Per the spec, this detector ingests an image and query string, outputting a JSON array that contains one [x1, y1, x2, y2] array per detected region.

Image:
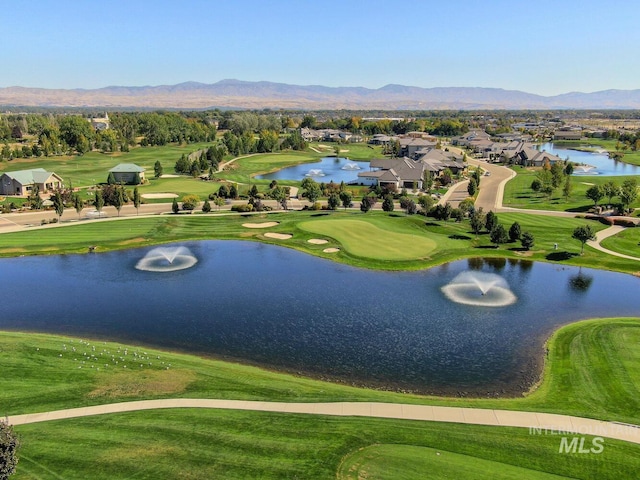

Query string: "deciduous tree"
[[585, 184, 604, 206], [572, 225, 596, 255], [0, 420, 19, 479]]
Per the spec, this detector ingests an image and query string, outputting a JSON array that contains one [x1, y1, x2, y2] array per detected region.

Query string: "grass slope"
[[14, 412, 640, 479], [5, 317, 640, 478], [502, 169, 640, 212], [337, 444, 567, 480]]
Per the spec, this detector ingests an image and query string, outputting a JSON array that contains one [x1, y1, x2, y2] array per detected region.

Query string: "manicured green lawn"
[[0, 143, 216, 188], [298, 216, 437, 260], [4, 318, 640, 422], [5, 318, 640, 479], [337, 444, 567, 480], [217, 151, 328, 185], [140, 176, 223, 200], [14, 411, 639, 480], [502, 169, 640, 212], [600, 226, 640, 258]]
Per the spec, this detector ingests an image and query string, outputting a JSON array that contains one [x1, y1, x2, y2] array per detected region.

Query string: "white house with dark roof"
[[108, 163, 145, 184], [0, 168, 63, 196]]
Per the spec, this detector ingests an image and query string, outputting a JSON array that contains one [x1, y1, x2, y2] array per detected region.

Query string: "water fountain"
[[341, 163, 361, 171], [573, 165, 598, 174], [306, 169, 326, 177], [135, 246, 198, 272], [441, 271, 516, 307]]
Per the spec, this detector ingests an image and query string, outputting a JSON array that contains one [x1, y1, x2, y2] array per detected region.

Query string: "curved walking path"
[[587, 225, 640, 261], [7, 399, 640, 445]]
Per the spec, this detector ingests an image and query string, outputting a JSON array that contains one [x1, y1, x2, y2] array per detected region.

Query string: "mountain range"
[[1, 79, 639, 110]]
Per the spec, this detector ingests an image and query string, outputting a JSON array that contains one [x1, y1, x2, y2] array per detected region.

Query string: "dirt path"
[[8, 399, 640, 445]]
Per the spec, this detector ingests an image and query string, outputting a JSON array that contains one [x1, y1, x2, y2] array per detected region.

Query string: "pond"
[[1, 242, 638, 396], [538, 142, 640, 176], [256, 157, 372, 184]]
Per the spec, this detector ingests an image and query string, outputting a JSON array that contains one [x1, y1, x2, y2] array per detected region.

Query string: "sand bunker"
[[307, 239, 328, 245], [323, 248, 340, 253], [264, 232, 292, 240], [141, 193, 179, 199], [242, 222, 280, 229]]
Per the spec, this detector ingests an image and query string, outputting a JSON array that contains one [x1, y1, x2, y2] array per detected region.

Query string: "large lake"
[[539, 142, 640, 176], [1, 241, 638, 396]]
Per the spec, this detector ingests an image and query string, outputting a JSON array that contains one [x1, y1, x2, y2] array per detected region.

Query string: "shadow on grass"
[[566, 205, 592, 213], [449, 234, 472, 240], [476, 245, 499, 249], [389, 213, 403, 218], [546, 251, 579, 261], [425, 222, 440, 227], [310, 213, 330, 217]]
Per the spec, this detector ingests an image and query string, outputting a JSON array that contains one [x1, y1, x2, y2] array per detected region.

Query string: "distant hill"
[[1, 79, 639, 110]]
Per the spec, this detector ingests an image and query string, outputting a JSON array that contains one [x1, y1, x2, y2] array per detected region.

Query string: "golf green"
[[298, 217, 437, 260]]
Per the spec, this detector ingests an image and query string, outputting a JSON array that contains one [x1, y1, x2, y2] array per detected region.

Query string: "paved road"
[[8, 398, 640, 445]]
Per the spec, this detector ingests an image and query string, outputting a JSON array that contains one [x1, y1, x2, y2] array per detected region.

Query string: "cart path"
[[7, 398, 640, 445], [587, 225, 640, 261]]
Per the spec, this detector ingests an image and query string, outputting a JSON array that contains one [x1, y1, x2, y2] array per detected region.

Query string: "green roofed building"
[[0, 168, 63, 196], [108, 163, 145, 184]]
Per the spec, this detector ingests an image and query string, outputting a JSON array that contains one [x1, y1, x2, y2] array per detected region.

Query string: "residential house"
[[399, 138, 437, 158], [358, 157, 426, 190], [108, 164, 146, 184], [357, 151, 465, 190], [0, 168, 63, 196], [368, 134, 396, 145], [512, 146, 563, 167], [417, 149, 465, 175], [89, 113, 110, 131], [553, 128, 582, 141]]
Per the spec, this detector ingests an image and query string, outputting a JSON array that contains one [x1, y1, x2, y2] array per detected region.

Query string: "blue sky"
[[2, 0, 638, 95]]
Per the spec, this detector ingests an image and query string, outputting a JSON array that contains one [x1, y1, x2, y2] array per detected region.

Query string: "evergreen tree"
[[382, 195, 394, 212], [469, 207, 485, 236], [74, 193, 84, 219], [508, 222, 522, 242], [113, 186, 126, 217], [485, 210, 498, 233], [154, 160, 163, 178], [490, 224, 509, 247], [107, 171, 116, 185], [52, 190, 64, 220], [327, 193, 340, 210], [202, 199, 212, 213], [172, 197, 179, 214], [93, 189, 104, 214], [521, 231, 535, 250], [133, 187, 141, 215]]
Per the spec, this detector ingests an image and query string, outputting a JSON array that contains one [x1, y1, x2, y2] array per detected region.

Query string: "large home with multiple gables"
[[357, 149, 465, 190], [0, 168, 63, 196]]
